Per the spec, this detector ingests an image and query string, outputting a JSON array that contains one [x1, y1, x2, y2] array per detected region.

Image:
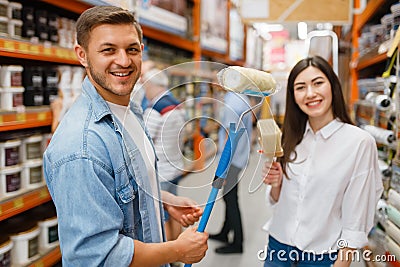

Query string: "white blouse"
[[265, 119, 383, 253]]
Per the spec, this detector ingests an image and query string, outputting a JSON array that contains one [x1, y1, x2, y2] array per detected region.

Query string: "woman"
[[262, 56, 383, 267]]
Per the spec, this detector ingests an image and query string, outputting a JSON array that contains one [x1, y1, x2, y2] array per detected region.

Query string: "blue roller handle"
[[184, 123, 244, 267]]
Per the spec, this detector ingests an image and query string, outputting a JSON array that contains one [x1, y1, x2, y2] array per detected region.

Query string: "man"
[[209, 91, 252, 254], [43, 6, 208, 266]]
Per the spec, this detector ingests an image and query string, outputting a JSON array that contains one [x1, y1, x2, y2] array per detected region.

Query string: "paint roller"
[[184, 66, 277, 267], [216, 65, 277, 96]]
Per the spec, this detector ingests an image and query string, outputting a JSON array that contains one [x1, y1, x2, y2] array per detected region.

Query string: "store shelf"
[[202, 49, 245, 66], [354, 0, 386, 33], [28, 246, 61, 267], [142, 25, 196, 53], [356, 51, 387, 71], [40, 0, 91, 14], [0, 186, 51, 221], [0, 38, 79, 65], [0, 107, 52, 132]]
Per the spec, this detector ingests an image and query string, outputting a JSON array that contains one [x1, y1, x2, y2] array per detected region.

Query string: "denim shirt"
[[43, 77, 167, 266]]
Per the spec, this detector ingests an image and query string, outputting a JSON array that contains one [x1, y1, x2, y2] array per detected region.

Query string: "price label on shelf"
[[4, 40, 15, 51], [16, 113, 26, 122], [55, 49, 64, 58], [39, 188, 48, 199], [34, 261, 44, 267], [29, 44, 40, 54], [18, 42, 29, 52], [69, 51, 77, 60], [37, 112, 47, 121], [43, 47, 52, 56], [13, 197, 24, 209]]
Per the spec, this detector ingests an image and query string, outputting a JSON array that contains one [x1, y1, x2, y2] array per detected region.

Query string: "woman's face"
[[293, 66, 334, 130]]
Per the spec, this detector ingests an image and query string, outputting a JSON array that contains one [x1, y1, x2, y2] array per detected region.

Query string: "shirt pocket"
[[116, 181, 142, 239]]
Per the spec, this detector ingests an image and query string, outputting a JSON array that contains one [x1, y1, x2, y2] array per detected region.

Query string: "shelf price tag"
[[16, 113, 26, 122], [37, 112, 47, 121], [18, 42, 29, 52], [13, 197, 24, 209], [4, 40, 15, 51], [43, 47, 52, 56], [69, 51, 77, 60], [55, 49, 63, 58], [39, 188, 48, 199], [34, 261, 44, 267], [29, 44, 40, 54]]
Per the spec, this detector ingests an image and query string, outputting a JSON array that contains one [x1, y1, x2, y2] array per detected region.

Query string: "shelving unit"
[[351, 1, 400, 265], [0, 107, 52, 132], [0, 1, 246, 266], [350, 0, 396, 104], [0, 186, 51, 221], [27, 247, 62, 267], [0, 38, 79, 65]]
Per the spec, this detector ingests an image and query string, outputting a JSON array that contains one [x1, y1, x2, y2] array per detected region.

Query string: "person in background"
[[262, 56, 383, 266], [43, 6, 208, 266], [141, 68, 187, 267], [209, 89, 253, 254], [142, 67, 185, 211], [131, 59, 155, 110]]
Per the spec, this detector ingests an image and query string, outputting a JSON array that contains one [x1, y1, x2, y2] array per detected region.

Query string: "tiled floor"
[[178, 148, 366, 267]]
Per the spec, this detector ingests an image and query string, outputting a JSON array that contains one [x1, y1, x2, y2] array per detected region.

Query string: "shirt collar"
[[81, 76, 143, 122], [304, 118, 344, 139]]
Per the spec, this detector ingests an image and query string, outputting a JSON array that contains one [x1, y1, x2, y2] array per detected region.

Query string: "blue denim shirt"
[[43, 77, 167, 266]]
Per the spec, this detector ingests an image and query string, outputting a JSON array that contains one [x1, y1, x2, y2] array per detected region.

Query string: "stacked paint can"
[[0, 139, 23, 199], [0, 133, 46, 201], [21, 134, 44, 190], [2, 215, 40, 265], [0, 65, 25, 111]]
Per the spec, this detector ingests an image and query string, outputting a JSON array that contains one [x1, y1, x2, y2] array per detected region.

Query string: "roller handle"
[[184, 123, 244, 267]]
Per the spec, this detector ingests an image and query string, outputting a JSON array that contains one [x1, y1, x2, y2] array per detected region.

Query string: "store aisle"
[[179, 149, 275, 267], [179, 147, 365, 267]]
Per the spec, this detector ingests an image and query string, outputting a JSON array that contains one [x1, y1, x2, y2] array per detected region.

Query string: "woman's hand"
[[262, 161, 283, 188], [161, 191, 203, 227], [262, 161, 283, 202]]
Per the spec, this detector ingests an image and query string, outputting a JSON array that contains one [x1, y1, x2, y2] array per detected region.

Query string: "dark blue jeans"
[[263, 236, 337, 267]]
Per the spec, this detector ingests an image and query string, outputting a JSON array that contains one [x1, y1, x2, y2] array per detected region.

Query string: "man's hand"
[[172, 227, 208, 264], [161, 191, 203, 227]]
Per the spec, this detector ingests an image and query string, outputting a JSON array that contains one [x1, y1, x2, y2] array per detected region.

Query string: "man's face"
[[75, 23, 143, 106]]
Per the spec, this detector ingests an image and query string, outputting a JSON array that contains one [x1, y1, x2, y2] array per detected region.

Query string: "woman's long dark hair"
[[278, 56, 353, 175]]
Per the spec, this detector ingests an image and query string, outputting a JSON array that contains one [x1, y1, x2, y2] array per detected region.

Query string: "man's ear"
[[74, 44, 88, 67]]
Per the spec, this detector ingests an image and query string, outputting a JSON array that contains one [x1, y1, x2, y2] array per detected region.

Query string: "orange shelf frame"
[[354, 0, 387, 33], [141, 25, 196, 53], [356, 53, 387, 71], [0, 108, 52, 132], [28, 246, 62, 267], [40, 0, 91, 14], [350, 0, 387, 105], [202, 49, 245, 66], [0, 38, 80, 65], [0, 186, 51, 221]]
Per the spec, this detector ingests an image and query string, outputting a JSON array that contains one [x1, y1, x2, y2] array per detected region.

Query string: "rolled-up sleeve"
[[340, 141, 383, 249], [44, 156, 134, 266], [265, 185, 278, 207]]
